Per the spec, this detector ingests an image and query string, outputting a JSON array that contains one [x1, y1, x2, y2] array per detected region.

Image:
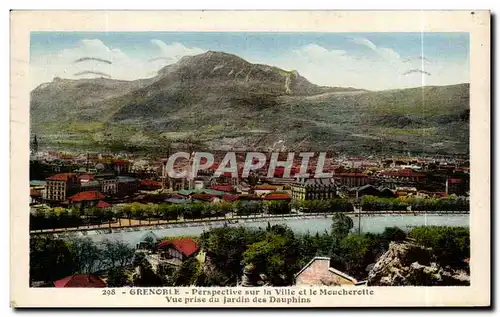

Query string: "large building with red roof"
[[68, 191, 105, 208], [44, 173, 80, 202]]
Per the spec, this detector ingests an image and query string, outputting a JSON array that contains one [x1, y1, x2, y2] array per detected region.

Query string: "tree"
[[68, 236, 105, 274], [199, 226, 261, 286], [336, 234, 374, 278], [101, 239, 135, 268], [145, 203, 158, 225], [242, 226, 301, 286], [159, 204, 180, 221], [132, 255, 163, 287], [112, 206, 124, 227], [265, 201, 290, 215], [380, 227, 407, 248], [120, 204, 133, 227], [235, 201, 262, 216], [107, 267, 130, 287], [130, 202, 145, 225], [409, 226, 470, 267], [216, 202, 234, 217], [53, 207, 68, 230], [173, 257, 201, 286], [103, 208, 114, 229], [30, 236, 76, 284], [331, 213, 354, 240]]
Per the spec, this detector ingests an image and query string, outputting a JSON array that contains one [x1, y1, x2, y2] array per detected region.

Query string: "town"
[[30, 139, 470, 232], [29, 137, 471, 289]]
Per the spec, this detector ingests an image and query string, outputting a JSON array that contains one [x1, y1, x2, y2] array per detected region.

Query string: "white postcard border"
[[10, 10, 491, 308]]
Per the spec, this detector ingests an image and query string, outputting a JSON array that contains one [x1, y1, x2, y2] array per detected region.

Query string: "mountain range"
[[30, 51, 470, 155]]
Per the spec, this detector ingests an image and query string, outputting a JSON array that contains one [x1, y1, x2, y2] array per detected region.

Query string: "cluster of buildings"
[[157, 152, 469, 203], [30, 149, 470, 212]]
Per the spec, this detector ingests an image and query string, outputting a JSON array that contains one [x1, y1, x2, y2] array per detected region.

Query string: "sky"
[[30, 32, 469, 91]]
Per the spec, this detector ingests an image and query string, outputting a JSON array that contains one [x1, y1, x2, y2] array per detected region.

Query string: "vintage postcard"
[[10, 10, 490, 307]]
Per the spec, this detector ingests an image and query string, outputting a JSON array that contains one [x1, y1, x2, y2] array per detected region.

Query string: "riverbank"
[[31, 210, 469, 236], [41, 213, 469, 247]]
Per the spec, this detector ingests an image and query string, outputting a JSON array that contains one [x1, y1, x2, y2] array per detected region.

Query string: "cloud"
[[350, 37, 377, 51], [30, 39, 136, 88], [293, 44, 347, 60], [30, 39, 206, 89], [150, 40, 206, 62], [267, 43, 468, 90], [350, 37, 401, 61]]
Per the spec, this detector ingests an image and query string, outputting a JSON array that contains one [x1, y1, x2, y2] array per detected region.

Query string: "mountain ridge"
[[30, 51, 469, 155]]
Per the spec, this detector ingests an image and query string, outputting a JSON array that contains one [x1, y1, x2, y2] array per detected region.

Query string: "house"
[[294, 257, 362, 286], [44, 173, 80, 202], [211, 184, 234, 193], [194, 180, 205, 190], [165, 196, 192, 204], [68, 191, 105, 208], [178, 189, 225, 198], [191, 193, 221, 203], [156, 238, 200, 266], [335, 173, 370, 187], [30, 189, 42, 204], [356, 184, 381, 198], [30, 180, 47, 189], [291, 178, 338, 201], [140, 179, 163, 191], [116, 176, 140, 196], [395, 187, 418, 197], [252, 184, 280, 196], [379, 187, 397, 198], [112, 159, 132, 175], [53, 274, 106, 288], [355, 185, 396, 199], [222, 194, 241, 202], [80, 180, 101, 192], [94, 172, 118, 195], [379, 169, 427, 189]]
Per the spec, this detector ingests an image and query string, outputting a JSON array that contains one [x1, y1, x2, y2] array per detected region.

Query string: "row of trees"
[[359, 195, 469, 211], [30, 198, 356, 230], [30, 196, 468, 231], [30, 206, 115, 230]]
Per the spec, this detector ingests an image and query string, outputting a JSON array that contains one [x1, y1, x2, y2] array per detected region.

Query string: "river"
[[55, 214, 469, 246]]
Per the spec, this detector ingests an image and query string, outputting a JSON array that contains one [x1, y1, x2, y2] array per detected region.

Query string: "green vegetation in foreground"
[[30, 220, 470, 287]]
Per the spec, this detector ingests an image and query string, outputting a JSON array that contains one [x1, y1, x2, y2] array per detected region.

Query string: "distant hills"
[[30, 51, 469, 155]]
